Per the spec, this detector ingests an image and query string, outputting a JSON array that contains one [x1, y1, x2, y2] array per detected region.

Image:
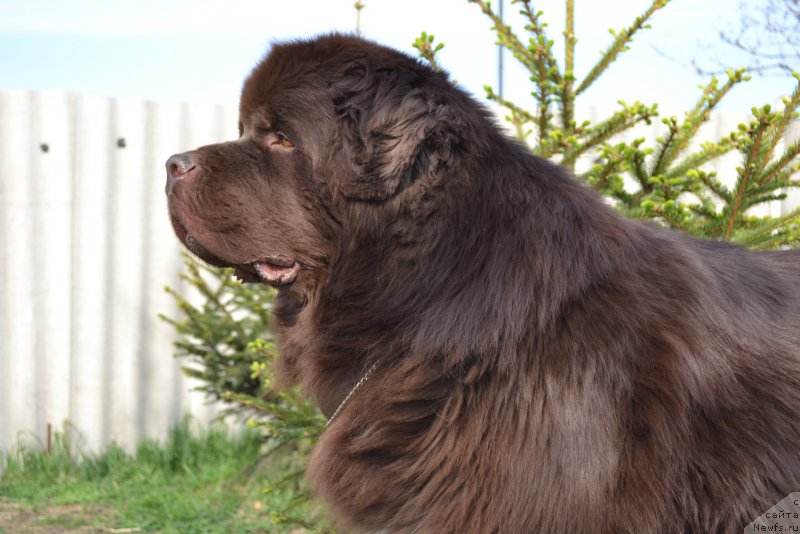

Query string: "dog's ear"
[[333, 60, 462, 201]]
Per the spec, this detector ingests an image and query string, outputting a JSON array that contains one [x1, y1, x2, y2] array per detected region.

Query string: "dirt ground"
[[0, 498, 310, 533], [0, 499, 121, 534]]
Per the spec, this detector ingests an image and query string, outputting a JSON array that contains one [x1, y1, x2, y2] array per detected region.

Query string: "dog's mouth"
[[171, 215, 300, 287], [232, 256, 301, 286]]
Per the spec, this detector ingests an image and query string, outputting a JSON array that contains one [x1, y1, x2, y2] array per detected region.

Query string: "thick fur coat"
[[166, 34, 800, 533]]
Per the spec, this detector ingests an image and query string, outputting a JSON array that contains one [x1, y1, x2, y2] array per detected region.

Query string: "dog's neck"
[[326, 360, 380, 426]]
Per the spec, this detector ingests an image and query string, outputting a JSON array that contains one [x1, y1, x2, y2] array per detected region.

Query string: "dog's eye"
[[269, 132, 294, 150]]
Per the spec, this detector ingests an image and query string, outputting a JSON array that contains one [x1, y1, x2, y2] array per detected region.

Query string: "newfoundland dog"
[[165, 34, 800, 533]]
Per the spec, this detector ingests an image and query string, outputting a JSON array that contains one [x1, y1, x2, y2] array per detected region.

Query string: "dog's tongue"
[[252, 258, 300, 286]]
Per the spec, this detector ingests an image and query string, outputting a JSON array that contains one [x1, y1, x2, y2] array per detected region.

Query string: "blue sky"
[[0, 0, 796, 116]]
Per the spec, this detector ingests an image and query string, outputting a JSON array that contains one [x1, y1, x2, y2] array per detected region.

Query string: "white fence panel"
[[70, 93, 113, 453], [34, 92, 74, 450], [1, 92, 38, 455], [783, 121, 800, 213], [0, 91, 238, 454], [0, 91, 797, 455]]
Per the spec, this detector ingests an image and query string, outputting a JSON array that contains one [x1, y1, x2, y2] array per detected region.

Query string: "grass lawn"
[[0, 419, 318, 533]]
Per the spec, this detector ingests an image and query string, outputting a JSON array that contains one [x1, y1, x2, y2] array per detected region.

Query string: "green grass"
[[0, 417, 314, 533]]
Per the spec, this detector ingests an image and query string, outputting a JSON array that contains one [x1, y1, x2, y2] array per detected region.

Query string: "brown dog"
[[166, 34, 800, 533]]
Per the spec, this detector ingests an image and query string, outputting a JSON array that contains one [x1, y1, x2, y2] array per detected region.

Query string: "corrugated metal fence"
[[0, 91, 798, 455], [0, 91, 239, 454]]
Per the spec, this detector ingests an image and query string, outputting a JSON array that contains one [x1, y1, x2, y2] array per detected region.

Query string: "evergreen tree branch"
[[561, 0, 577, 168], [576, 0, 670, 95], [663, 138, 738, 180], [568, 102, 658, 168], [535, 71, 552, 141], [484, 85, 540, 145], [484, 85, 538, 124], [630, 144, 650, 185], [588, 162, 625, 194], [412, 32, 445, 70], [190, 260, 249, 342], [652, 70, 746, 177], [735, 209, 800, 248], [695, 170, 732, 203], [759, 139, 800, 187], [470, 0, 540, 74], [516, 2, 559, 140], [725, 115, 768, 240], [649, 117, 679, 187], [516, 0, 563, 84], [757, 75, 800, 182]]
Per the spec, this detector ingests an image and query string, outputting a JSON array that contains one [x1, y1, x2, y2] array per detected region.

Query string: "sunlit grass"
[[0, 417, 302, 533]]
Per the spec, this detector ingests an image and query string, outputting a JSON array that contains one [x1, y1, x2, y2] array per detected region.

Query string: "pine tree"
[[161, 258, 327, 531], [422, 0, 800, 247], [165, 1, 800, 530]]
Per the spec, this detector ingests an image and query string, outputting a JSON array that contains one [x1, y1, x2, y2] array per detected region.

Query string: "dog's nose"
[[165, 153, 196, 195]]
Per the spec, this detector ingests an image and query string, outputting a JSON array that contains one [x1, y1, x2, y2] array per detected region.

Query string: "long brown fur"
[[166, 34, 800, 533]]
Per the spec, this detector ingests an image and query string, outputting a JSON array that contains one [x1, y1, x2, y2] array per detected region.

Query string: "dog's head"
[[165, 34, 466, 291]]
